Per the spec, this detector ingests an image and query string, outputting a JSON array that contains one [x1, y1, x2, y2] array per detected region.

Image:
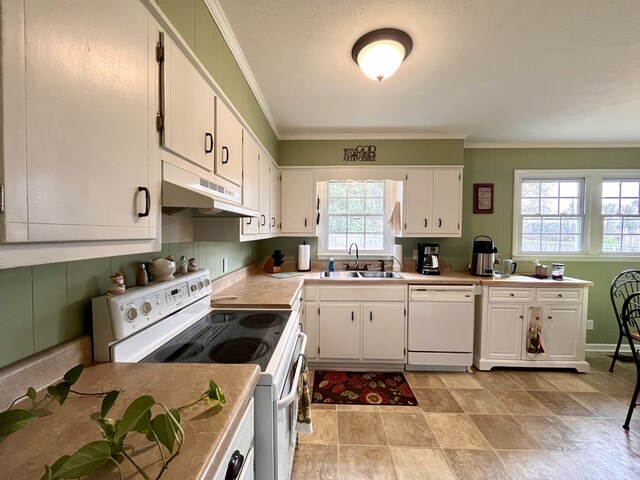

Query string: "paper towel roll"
[[393, 244, 403, 271], [298, 243, 311, 271]]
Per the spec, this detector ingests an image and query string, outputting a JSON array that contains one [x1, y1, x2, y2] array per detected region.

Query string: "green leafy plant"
[[0, 363, 225, 479]]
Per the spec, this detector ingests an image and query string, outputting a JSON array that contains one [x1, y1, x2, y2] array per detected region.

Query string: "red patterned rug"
[[312, 371, 418, 406]]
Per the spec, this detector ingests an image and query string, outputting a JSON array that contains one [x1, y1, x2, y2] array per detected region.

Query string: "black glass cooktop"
[[140, 311, 289, 371]]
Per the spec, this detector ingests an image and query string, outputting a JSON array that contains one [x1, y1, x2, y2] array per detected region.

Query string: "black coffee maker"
[[416, 243, 440, 275]]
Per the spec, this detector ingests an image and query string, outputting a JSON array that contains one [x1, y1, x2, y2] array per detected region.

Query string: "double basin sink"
[[320, 271, 404, 279]]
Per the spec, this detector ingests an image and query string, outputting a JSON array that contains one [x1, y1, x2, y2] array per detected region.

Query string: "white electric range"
[[92, 269, 306, 480]]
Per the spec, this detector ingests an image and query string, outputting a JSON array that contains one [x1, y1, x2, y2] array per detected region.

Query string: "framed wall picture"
[[473, 183, 494, 214]]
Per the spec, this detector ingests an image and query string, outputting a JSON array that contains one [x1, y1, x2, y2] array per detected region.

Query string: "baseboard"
[[586, 343, 632, 353]]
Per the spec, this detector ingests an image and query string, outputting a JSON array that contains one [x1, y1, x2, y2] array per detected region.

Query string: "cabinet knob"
[[424, 218, 428, 228], [519, 315, 524, 319], [510, 293, 515, 297], [222, 145, 229, 164], [137, 186, 151, 218], [351, 311, 354, 322], [304, 218, 308, 227], [438, 218, 442, 228], [548, 316, 552, 319], [558, 294, 563, 297], [369, 311, 373, 322]]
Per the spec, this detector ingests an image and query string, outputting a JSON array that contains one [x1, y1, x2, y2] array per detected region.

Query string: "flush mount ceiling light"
[[351, 28, 413, 81]]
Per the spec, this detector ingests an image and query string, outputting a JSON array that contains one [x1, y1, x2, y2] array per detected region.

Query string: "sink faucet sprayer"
[[348, 243, 359, 270]]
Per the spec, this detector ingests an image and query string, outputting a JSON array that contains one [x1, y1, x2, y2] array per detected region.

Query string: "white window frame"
[[317, 180, 394, 259], [513, 169, 640, 261]]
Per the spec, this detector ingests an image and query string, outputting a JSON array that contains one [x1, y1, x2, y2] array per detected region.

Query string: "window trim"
[[513, 169, 640, 260]]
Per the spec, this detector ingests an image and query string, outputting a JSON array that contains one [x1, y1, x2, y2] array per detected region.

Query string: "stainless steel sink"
[[320, 271, 403, 279], [357, 271, 404, 279]]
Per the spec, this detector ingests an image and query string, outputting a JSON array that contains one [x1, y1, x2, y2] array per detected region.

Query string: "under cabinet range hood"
[[162, 162, 258, 217]]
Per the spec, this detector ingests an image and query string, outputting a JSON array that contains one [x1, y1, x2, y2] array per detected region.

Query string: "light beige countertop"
[[0, 362, 260, 480], [478, 274, 593, 287]]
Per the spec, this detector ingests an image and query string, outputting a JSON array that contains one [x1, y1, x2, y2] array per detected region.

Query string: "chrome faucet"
[[348, 242, 359, 270]]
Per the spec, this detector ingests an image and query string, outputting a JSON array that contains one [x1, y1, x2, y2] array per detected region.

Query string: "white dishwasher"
[[407, 285, 476, 371]]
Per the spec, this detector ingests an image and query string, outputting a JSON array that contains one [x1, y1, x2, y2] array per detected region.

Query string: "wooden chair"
[[609, 269, 640, 372], [622, 291, 640, 429]]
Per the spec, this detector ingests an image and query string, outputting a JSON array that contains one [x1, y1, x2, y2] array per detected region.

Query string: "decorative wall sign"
[[343, 145, 376, 162], [473, 183, 494, 214]]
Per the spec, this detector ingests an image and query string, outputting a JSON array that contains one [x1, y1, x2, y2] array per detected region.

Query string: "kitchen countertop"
[[210, 266, 592, 310], [0, 362, 260, 480]]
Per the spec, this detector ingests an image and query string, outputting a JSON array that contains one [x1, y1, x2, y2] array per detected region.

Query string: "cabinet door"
[[215, 98, 243, 186], [163, 37, 215, 174], [318, 304, 360, 359], [258, 155, 271, 234], [303, 303, 319, 360], [270, 164, 281, 234], [487, 303, 524, 360], [241, 134, 260, 235], [432, 170, 461, 235], [541, 304, 581, 360], [363, 303, 405, 361], [404, 170, 434, 234], [281, 170, 315, 234], [23, 0, 156, 241]]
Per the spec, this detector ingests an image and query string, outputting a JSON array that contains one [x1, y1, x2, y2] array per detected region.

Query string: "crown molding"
[[278, 132, 468, 141], [465, 142, 640, 149], [204, 0, 280, 138]]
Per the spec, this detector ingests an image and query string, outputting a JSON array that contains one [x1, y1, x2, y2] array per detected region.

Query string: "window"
[[514, 170, 640, 258], [319, 180, 391, 255], [602, 179, 640, 253]]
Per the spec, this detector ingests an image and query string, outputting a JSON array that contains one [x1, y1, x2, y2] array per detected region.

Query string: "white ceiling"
[[213, 0, 640, 145]]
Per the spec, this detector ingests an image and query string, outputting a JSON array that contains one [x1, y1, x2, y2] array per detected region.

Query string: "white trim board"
[[586, 343, 632, 353]]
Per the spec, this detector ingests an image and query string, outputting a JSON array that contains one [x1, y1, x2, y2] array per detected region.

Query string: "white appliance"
[[92, 269, 306, 480], [407, 285, 475, 371]]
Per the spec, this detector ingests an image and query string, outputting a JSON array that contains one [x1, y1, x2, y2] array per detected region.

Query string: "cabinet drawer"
[[536, 288, 583, 303], [488, 288, 535, 302], [319, 286, 405, 302]]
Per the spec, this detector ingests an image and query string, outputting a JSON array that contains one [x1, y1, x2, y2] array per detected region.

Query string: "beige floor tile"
[[443, 449, 511, 480], [579, 371, 633, 395], [505, 371, 559, 391], [425, 413, 491, 449], [311, 403, 337, 410], [378, 405, 423, 414], [390, 447, 456, 480], [472, 370, 521, 390], [437, 372, 483, 389], [449, 388, 509, 414], [514, 415, 584, 451], [335, 404, 379, 412], [338, 445, 397, 480], [291, 444, 339, 480], [527, 390, 594, 416], [562, 415, 640, 450], [380, 412, 438, 447], [538, 372, 598, 392], [490, 389, 554, 415], [299, 409, 337, 445], [469, 414, 539, 450], [567, 391, 629, 417], [413, 388, 463, 413], [404, 371, 446, 388], [337, 411, 386, 445], [497, 450, 587, 480]]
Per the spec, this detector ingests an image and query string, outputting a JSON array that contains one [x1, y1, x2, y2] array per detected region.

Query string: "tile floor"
[[292, 353, 640, 479]]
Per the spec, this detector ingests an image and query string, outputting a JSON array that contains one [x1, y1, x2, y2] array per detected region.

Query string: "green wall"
[[0, 241, 258, 368], [157, 0, 278, 159]]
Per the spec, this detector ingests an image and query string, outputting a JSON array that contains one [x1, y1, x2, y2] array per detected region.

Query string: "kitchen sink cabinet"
[[0, 0, 160, 262], [280, 169, 316, 236], [215, 98, 244, 186], [304, 285, 406, 365], [475, 285, 589, 372], [400, 168, 462, 237]]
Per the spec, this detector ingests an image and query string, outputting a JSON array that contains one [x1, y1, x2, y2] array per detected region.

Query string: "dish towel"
[[297, 355, 313, 434], [526, 306, 547, 358], [387, 201, 401, 236]]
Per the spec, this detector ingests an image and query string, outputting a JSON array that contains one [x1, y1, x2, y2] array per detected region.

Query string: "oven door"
[[274, 330, 307, 480]]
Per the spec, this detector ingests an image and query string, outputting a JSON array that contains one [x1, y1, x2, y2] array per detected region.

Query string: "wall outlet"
[[222, 258, 228, 273], [587, 319, 594, 330], [412, 249, 418, 260]]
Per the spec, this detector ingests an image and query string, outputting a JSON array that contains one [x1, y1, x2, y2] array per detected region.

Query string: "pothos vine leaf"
[[114, 395, 155, 443], [206, 380, 225, 406], [47, 382, 71, 406], [63, 363, 85, 386], [100, 390, 120, 419], [27, 386, 37, 407], [44, 440, 112, 479], [150, 413, 177, 453], [0, 409, 38, 438]]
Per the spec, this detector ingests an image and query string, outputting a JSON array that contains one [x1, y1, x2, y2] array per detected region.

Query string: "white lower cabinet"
[[303, 285, 406, 365], [475, 285, 589, 372]]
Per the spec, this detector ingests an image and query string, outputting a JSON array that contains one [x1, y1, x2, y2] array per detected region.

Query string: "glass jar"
[[551, 263, 565, 280]]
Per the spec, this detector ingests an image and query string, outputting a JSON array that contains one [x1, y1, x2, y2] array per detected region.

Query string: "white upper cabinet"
[[258, 153, 271, 235], [401, 167, 462, 237], [215, 98, 243, 186], [162, 35, 215, 174], [270, 163, 281, 234], [281, 169, 316, 236], [0, 0, 158, 244], [241, 133, 260, 235]]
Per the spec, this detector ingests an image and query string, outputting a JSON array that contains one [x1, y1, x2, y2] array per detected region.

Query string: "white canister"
[[297, 242, 311, 271]]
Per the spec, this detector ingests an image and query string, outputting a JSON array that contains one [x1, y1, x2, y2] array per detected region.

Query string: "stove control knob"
[[197, 281, 204, 290], [190, 284, 197, 292], [141, 301, 152, 315], [126, 307, 138, 322], [204, 279, 211, 286]]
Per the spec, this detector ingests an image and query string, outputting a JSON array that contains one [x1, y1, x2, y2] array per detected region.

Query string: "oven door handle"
[[276, 332, 308, 410]]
